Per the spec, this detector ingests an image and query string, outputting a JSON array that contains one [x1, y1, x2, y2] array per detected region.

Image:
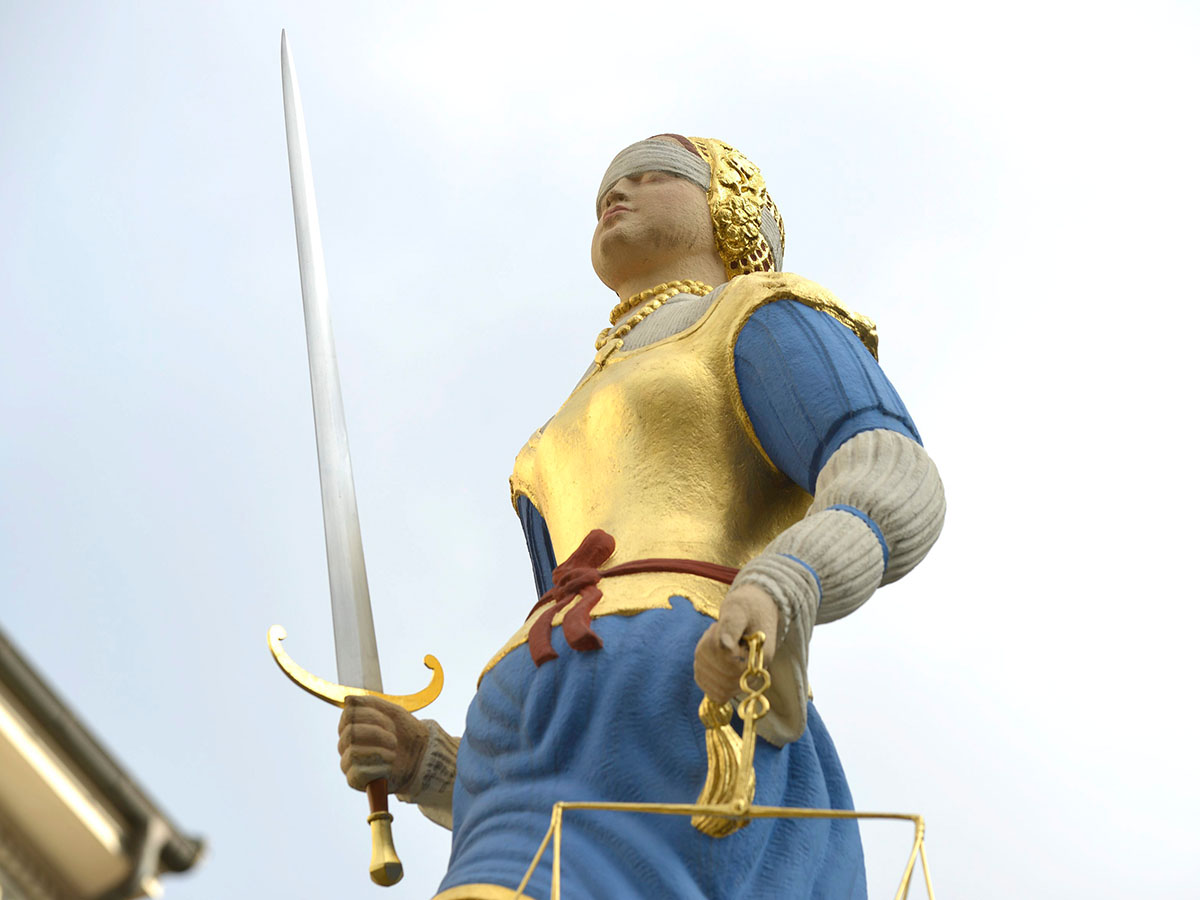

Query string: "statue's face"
[[590, 165, 717, 290]]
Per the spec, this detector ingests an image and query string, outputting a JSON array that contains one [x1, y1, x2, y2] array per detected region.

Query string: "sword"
[[269, 29, 443, 887]]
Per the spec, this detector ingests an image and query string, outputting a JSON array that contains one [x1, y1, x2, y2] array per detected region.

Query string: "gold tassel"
[[691, 696, 755, 836], [691, 633, 771, 837]]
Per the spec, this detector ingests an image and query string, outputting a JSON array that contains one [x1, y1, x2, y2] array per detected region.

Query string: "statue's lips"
[[601, 205, 630, 223]]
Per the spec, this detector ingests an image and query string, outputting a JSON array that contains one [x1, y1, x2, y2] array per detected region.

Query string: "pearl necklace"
[[594, 280, 714, 353]]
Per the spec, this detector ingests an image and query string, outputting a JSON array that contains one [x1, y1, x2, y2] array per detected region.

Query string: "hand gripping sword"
[[268, 30, 443, 887]]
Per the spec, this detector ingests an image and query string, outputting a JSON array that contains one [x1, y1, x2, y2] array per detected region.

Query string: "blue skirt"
[[440, 604, 867, 899]]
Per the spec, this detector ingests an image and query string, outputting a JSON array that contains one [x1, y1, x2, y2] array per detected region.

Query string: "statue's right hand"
[[337, 695, 429, 796]]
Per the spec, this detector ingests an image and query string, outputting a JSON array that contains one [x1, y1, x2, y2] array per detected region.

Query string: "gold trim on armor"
[[479, 572, 724, 683], [432, 884, 537, 900]]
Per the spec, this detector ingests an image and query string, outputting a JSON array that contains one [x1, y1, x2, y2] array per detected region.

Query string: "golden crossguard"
[[268, 625, 443, 711]]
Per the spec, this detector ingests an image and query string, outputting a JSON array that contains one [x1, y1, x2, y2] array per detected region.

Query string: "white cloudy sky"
[[2, 2, 1197, 898]]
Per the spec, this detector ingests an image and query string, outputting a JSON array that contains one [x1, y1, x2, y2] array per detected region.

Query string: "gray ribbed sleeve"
[[814, 428, 946, 586], [398, 719, 460, 830], [733, 429, 945, 745]]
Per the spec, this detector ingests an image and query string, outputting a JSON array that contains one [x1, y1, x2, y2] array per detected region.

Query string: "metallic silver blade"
[[281, 30, 383, 692]]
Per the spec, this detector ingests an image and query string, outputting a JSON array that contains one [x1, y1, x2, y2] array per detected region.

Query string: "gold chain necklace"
[[594, 280, 714, 353]]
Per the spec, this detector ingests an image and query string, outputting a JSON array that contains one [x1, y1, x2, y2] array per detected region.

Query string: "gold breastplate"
[[485, 274, 873, 676]]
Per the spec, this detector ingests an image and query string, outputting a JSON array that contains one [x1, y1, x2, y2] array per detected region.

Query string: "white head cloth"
[[595, 139, 711, 216]]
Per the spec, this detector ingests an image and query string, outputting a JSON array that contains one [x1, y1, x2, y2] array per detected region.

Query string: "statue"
[[337, 134, 946, 899]]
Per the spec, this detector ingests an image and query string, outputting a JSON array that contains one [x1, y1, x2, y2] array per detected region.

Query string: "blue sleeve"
[[516, 494, 557, 600], [734, 300, 921, 494]]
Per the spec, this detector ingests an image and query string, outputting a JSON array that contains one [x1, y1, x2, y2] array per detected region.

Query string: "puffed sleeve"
[[734, 299, 920, 493]]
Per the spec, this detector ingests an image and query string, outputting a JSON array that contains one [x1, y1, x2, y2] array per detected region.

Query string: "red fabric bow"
[[528, 529, 615, 666], [525, 529, 740, 668]]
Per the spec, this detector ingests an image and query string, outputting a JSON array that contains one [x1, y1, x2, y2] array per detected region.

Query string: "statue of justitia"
[[337, 134, 946, 899]]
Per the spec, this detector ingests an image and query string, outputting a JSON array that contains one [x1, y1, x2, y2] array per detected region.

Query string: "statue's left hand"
[[693, 584, 779, 704]]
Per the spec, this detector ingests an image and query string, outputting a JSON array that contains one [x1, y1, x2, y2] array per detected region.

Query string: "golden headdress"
[[688, 136, 786, 280]]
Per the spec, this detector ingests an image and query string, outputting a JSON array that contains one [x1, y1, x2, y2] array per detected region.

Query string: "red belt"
[[527, 529, 739, 667]]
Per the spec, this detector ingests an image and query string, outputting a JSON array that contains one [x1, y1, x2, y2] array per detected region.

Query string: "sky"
[[2, 1, 1198, 897]]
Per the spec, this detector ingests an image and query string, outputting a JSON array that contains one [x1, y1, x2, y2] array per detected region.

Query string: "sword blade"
[[281, 30, 383, 692]]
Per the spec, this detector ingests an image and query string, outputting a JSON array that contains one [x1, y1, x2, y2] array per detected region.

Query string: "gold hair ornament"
[[689, 137, 786, 280]]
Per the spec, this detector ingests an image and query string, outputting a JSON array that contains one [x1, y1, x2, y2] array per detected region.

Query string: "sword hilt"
[[367, 779, 403, 886], [267, 626, 442, 885]]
